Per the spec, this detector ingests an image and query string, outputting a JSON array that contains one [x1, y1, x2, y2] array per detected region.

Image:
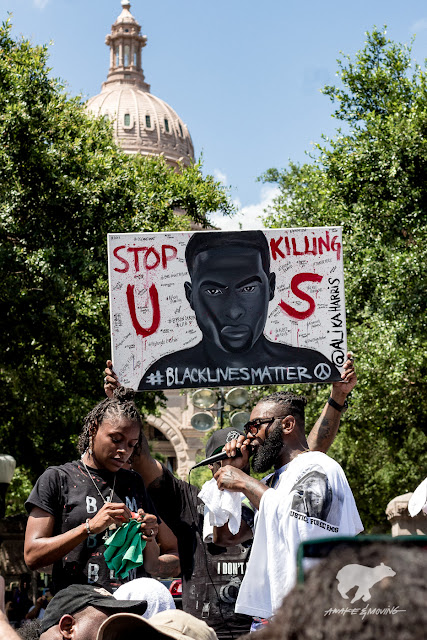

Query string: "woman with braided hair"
[[24, 387, 180, 594]]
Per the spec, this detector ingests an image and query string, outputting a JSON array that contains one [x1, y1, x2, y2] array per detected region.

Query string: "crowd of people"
[[1, 353, 425, 639]]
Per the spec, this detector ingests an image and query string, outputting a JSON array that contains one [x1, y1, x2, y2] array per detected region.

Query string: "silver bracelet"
[[85, 518, 91, 535]]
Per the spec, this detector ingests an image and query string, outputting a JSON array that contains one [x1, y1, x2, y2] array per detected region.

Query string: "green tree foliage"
[[188, 427, 214, 490], [260, 28, 427, 531], [0, 21, 234, 493], [5, 466, 33, 516]]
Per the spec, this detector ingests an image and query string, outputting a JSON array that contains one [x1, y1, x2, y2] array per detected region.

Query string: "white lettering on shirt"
[[87, 563, 99, 583], [86, 496, 98, 513]]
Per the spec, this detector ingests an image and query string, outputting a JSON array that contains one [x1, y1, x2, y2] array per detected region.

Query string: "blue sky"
[[3, 1, 427, 229]]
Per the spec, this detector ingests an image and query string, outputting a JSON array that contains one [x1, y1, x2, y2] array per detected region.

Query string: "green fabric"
[[104, 519, 146, 579], [242, 496, 255, 512]]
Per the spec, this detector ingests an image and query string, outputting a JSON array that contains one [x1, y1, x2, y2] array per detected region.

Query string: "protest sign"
[[108, 228, 347, 391]]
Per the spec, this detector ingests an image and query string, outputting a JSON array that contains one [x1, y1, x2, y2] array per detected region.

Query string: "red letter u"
[[126, 284, 161, 338]]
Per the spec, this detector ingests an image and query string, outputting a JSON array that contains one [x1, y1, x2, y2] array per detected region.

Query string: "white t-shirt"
[[235, 451, 363, 620]]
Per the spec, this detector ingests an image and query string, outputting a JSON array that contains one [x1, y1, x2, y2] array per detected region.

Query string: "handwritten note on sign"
[[108, 228, 347, 391]]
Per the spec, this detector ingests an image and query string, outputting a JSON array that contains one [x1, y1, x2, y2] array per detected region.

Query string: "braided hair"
[[260, 390, 307, 422], [78, 387, 143, 456]]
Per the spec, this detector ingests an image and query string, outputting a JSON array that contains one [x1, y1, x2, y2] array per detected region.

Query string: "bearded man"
[[213, 388, 363, 628]]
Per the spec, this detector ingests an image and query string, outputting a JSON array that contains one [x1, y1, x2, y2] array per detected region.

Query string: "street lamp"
[[190, 389, 218, 431], [0, 454, 16, 518], [190, 387, 250, 431]]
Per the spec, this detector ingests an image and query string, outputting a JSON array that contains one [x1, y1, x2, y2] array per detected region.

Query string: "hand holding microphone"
[[213, 435, 254, 493], [191, 434, 253, 470]]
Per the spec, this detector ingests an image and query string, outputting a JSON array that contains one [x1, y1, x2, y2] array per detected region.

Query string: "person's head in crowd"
[[96, 608, 218, 640], [35, 584, 147, 640], [184, 230, 275, 354], [19, 575, 31, 594], [204, 427, 247, 474], [246, 390, 308, 473], [77, 386, 144, 470], [42, 588, 53, 601], [113, 578, 176, 619], [241, 542, 427, 640]]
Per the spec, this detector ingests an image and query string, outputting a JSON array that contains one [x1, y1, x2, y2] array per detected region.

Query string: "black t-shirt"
[[25, 460, 158, 593], [147, 467, 252, 640]]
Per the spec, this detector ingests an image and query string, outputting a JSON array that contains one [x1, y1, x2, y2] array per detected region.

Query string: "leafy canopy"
[[260, 28, 427, 531], [0, 20, 234, 504]]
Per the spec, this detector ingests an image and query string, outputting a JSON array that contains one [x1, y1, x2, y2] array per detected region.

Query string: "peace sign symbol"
[[314, 362, 332, 381]]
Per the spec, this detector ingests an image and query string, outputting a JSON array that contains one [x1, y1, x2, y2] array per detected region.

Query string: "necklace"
[[81, 457, 117, 540]]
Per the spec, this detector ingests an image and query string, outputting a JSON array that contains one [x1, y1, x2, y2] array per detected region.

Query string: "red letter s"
[[113, 246, 129, 273], [279, 273, 323, 320]]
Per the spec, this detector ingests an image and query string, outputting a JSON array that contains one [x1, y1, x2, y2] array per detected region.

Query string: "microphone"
[[191, 446, 253, 470]]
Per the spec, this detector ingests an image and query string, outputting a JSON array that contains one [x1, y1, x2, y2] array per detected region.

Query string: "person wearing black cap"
[[38, 584, 147, 640], [142, 425, 254, 640]]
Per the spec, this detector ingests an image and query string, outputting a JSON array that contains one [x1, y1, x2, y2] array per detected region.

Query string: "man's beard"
[[252, 423, 284, 473]]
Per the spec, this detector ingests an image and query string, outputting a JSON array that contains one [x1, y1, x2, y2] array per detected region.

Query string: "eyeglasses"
[[243, 416, 289, 436]]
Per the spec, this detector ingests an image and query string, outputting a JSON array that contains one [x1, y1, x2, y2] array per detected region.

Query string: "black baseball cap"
[[40, 584, 147, 634], [205, 427, 245, 459]]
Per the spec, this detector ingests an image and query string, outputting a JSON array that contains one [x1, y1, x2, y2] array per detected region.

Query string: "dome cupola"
[[86, 1, 195, 168]]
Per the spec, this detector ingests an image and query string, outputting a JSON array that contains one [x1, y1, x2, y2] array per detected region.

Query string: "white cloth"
[[198, 477, 243, 536], [235, 451, 363, 620], [113, 578, 176, 619], [408, 478, 427, 516], [202, 506, 215, 543]]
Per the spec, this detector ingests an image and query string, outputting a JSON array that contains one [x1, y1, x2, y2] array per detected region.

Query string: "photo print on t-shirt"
[[290, 464, 344, 528]]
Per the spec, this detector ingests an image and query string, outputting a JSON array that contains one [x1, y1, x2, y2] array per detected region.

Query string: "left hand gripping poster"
[[108, 228, 347, 391]]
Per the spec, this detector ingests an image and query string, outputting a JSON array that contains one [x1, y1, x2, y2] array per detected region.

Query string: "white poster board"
[[108, 228, 347, 390]]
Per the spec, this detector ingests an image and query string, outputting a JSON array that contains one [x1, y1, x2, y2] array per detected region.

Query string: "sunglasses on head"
[[243, 416, 289, 435]]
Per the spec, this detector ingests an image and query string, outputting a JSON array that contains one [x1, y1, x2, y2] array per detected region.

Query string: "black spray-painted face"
[[185, 246, 275, 353]]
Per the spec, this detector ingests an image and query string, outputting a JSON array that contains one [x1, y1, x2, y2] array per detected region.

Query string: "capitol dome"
[[86, 1, 195, 169]]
